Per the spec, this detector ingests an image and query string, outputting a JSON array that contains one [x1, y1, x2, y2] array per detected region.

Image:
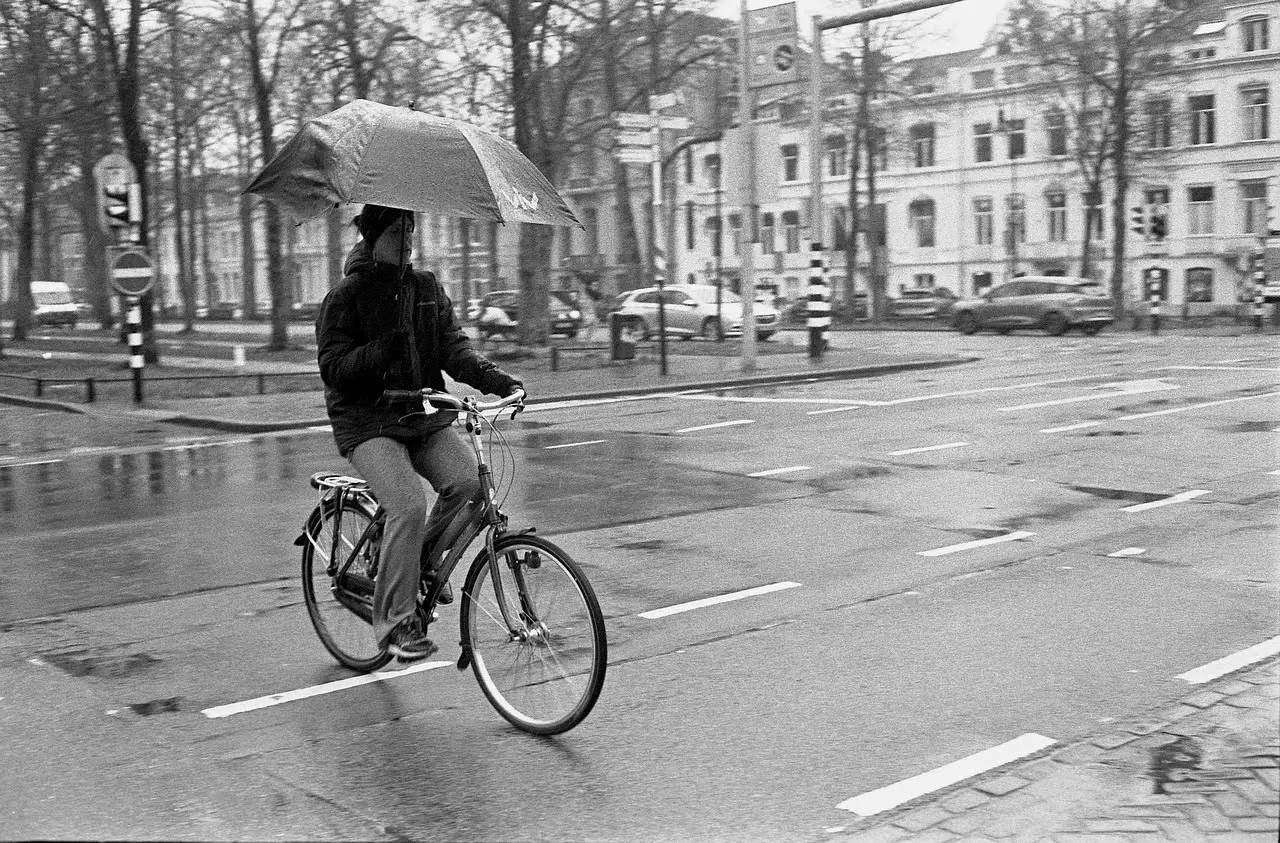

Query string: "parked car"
[[31, 281, 78, 328], [952, 276, 1113, 336], [611, 284, 781, 340], [888, 286, 958, 319], [469, 289, 583, 338]]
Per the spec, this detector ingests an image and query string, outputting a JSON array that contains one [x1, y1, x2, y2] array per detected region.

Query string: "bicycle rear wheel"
[[461, 535, 607, 735], [301, 498, 392, 672]]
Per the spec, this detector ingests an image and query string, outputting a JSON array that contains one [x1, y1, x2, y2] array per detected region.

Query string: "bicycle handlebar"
[[382, 388, 526, 416]]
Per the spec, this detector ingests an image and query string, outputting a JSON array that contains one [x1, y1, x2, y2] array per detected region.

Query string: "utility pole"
[[806, 15, 830, 358], [738, 0, 757, 371]]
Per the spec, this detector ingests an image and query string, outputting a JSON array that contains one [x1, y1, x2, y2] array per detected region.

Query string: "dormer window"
[[972, 69, 996, 89]]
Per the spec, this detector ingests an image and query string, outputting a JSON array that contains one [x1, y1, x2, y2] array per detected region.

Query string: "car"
[[31, 281, 78, 328], [470, 289, 583, 338], [888, 286, 958, 319], [951, 276, 1114, 336], [611, 283, 781, 340]]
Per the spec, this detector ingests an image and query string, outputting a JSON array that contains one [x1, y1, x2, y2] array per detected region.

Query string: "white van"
[[31, 281, 79, 328]]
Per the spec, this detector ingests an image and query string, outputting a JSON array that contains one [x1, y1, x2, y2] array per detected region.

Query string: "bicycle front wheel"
[[461, 535, 607, 735], [301, 498, 392, 672]]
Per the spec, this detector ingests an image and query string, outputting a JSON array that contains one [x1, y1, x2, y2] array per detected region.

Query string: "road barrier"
[[0, 370, 320, 403]]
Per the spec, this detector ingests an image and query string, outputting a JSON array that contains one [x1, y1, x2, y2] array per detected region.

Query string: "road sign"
[[747, 1, 800, 88], [616, 130, 651, 148], [615, 148, 655, 165], [111, 249, 154, 297]]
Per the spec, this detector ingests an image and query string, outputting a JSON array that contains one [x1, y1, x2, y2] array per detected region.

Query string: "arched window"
[[826, 135, 847, 176], [909, 198, 936, 248], [1185, 267, 1214, 303]]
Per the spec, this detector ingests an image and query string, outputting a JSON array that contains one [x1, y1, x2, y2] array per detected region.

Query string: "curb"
[[1, 357, 977, 435]]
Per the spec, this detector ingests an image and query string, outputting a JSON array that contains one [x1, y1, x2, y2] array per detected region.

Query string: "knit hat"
[[353, 205, 413, 247]]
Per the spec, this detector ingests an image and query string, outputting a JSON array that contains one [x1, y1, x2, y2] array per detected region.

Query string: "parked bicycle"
[[295, 388, 607, 735]]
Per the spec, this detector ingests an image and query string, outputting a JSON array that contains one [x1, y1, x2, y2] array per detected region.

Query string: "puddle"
[[41, 649, 161, 678], [1150, 735, 1202, 794], [128, 696, 183, 716], [1225, 421, 1280, 433], [616, 539, 666, 551], [1083, 430, 1141, 437], [1068, 485, 1166, 504]]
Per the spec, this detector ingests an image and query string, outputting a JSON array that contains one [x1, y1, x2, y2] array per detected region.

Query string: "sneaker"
[[384, 616, 437, 662]]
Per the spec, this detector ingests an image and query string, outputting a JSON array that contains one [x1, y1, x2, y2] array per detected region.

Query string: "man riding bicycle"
[[315, 205, 523, 661]]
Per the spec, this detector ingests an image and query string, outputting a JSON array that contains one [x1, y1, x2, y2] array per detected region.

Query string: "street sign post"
[[110, 249, 153, 403]]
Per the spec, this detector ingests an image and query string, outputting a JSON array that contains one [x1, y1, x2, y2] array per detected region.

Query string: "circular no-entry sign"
[[111, 249, 154, 297]]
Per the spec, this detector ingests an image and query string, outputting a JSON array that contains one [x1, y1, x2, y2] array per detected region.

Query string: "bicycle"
[[294, 388, 607, 735]]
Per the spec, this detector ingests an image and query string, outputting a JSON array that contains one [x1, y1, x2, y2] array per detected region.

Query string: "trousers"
[[349, 428, 481, 647]]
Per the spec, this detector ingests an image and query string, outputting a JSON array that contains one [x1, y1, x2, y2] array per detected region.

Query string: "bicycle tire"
[[301, 498, 392, 672], [460, 534, 607, 735]]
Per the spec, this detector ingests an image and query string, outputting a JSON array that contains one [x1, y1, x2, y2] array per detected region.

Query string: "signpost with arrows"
[[96, 152, 154, 401]]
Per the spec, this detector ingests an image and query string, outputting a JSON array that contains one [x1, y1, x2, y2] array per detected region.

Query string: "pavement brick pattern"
[[840, 659, 1280, 841]]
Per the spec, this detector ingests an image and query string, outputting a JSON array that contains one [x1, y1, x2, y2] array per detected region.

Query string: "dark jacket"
[[316, 242, 520, 457]]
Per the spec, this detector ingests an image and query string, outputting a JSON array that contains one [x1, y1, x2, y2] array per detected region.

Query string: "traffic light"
[[1130, 205, 1148, 237], [102, 183, 132, 228], [1150, 210, 1167, 241]]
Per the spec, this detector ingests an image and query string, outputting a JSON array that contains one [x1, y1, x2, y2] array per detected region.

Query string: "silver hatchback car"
[[952, 276, 1114, 336], [613, 284, 781, 340]]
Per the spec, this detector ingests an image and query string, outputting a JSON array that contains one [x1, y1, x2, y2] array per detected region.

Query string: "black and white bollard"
[[1253, 293, 1265, 331], [1148, 295, 1161, 336], [127, 296, 144, 403], [807, 243, 830, 359]]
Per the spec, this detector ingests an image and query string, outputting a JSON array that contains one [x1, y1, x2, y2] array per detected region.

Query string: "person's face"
[[371, 215, 413, 266]]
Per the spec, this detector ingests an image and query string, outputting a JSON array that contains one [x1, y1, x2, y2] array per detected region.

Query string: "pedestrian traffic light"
[[1130, 205, 1148, 237], [1150, 211, 1167, 241]]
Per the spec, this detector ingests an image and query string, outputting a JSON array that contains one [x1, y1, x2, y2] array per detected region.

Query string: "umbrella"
[[244, 100, 581, 228]]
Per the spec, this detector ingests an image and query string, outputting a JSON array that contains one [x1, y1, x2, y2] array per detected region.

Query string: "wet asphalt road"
[[1, 331, 1277, 840]]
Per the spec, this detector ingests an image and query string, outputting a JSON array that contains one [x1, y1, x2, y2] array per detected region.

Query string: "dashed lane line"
[[201, 660, 453, 719], [917, 531, 1036, 557], [889, 441, 970, 456], [836, 733, 1058, 816], [638, 581, 801, 619], [747, 465, 811, 477], [675, 419, 755, 434], [1176, 635, 1280, 684], [1114, 390, 1280, 421], [543, 439, 607, 450], [1040, 421, 1102, 433], [1107, 547, 1147, 558], [1121, 489, 1210, 513]]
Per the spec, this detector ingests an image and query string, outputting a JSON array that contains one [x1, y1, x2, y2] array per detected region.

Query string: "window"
[[1006, 194, 1026, 245], [759, 212, 776, 253], [1146, 99, 1172, 148], [782, 211, 801, 253], [1046, 110, 1068, 156], [729, 213, 742, 256], [1046, 192, 1068, 242], [1084, 190, 1105, 241], [1241, 15, 1270, 52], [1188, 47, 1217, 60], [1003, 64, 1028, 86], [685, 202, 695, 249], [826, 135, 847, 176], [1187, 185, 1215, 235], [781, 144, 800, 181], [705, 154, 722, 189], [1242, 180, 1269, 234], [971, 69, 995, 89], [913, 273, 936, 289], [909, 198, 936, 248], [974, 122, 994, 163], [974, 197, 994, 245], [869, 127, 888, 171], [706, 216, 722, 257], [1185, 268, 1214, 303], [1004, 118, 1026, 159], [911, 123, 936, 168], [584, 208, 599, 255], [972, 271, 994, 295], [1242, 86, 1270, 140], [1189, 94, 1216, 145], [832, 206, 849, 251]]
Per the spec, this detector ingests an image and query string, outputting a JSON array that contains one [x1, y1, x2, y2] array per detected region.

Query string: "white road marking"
[[1040, 421, 1101, 433], [0, 458, 62, 468], [837, 733, 1057, 816], [676, 419, 755, 433], [201, 660, 453, 719], [1107, 547, 1147, 558], [543, 439, 607, 450], [999, 380, 1179, 412], [678, 395, 871, 406], [807, 405, 863, 415], [306, 424, 332, 431], [1115, 391, 1280, 421], [875, 374, 1108, 406], [1167, 365, 1280, 372], [747, 465, 811, 477], [1269, 469, 1280, 476], [918, 531, 1035, 557], [889, 441, 970, 456], [1121, 490, 1210, 512], [638, 581, 801, 619], [1176, 635, 1280, 685]]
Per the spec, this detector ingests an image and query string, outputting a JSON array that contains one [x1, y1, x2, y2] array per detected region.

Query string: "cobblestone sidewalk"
[[838, 658, 1280, 841]]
